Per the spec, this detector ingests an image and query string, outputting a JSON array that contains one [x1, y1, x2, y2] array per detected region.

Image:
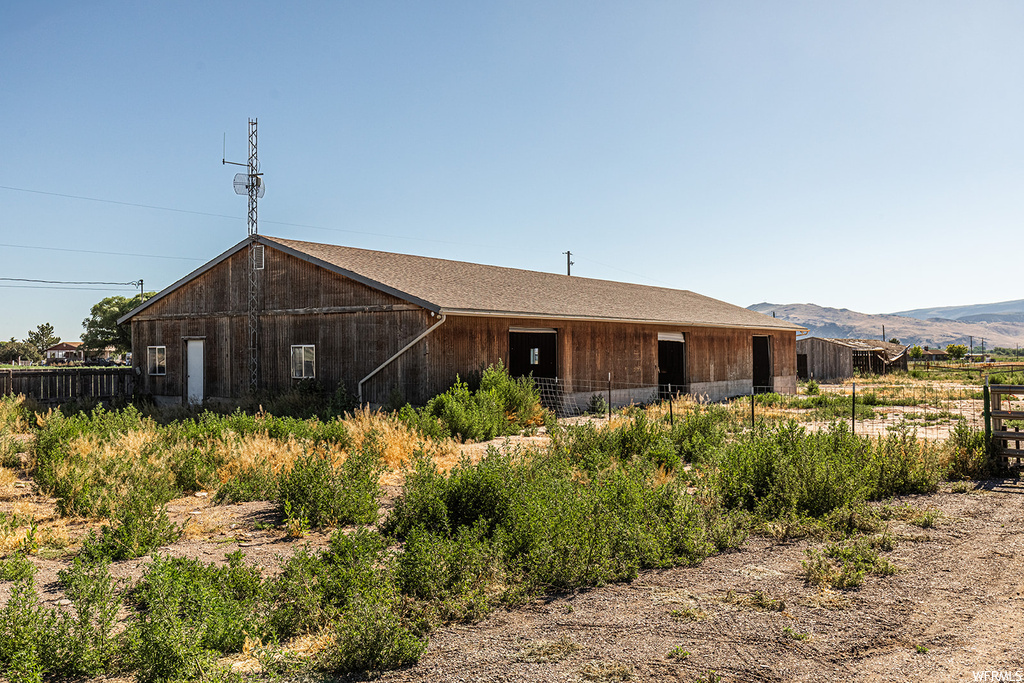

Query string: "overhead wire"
[[0, 277, 140, 286], [0, 242, 202, 262], [0, 183, 675, 287]]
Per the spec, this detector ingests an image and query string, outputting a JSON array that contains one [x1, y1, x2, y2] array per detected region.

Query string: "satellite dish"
[[233, 173, 266, 198]]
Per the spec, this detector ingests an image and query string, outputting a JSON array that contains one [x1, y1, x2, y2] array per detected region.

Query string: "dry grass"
[[0, 395, 31, 433], [0, 467, 15, 488], [520, 634, 582, 663], [0, 507, 71, 554], [579, 659, 632, 681], [721, 589, 785, 612], [215, 433, 310, 482], [215, 408, 459, 488]]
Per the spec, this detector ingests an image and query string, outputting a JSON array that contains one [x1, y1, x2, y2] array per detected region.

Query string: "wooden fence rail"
[[985, 383, 1024, 469], [0, 367, 134, 405]]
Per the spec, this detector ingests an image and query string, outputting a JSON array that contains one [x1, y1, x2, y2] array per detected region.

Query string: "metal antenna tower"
[[224, 119, 265, 391]]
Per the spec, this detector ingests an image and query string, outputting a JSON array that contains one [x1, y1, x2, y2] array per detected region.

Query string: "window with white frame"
[[291, 345, 315, 379], [148, 346, 166, 376]]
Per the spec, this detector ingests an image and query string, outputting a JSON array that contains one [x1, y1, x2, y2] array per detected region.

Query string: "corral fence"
[[810, 382, 984, 442], [533, 376, 986, 444], [0, 367, 134, 406], [985, 383, 1024, 469]]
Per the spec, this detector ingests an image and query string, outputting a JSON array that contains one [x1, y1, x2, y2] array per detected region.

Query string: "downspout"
[[358, 313, 446, 404]]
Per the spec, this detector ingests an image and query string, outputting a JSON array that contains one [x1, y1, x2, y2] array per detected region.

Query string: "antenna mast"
[[224, 119, 265, 391]]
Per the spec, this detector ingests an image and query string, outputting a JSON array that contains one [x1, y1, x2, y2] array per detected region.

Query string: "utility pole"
[[563, 251, 574, 276]]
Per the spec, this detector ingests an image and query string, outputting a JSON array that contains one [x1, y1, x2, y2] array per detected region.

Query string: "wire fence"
[[794, 382, 985, 442], [533, 377, 988, 442], [534, 377, 681, 418]]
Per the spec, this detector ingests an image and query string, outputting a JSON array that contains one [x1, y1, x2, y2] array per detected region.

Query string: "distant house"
[[118, 236, 805, 408], [920, 347, 949, 362], [796, 338, 909, 382], [44, 341, 84, 362]]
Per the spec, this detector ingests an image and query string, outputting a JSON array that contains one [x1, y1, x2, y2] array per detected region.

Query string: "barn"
[[796, 337, 909, 382], [119, 236, 804, 409]]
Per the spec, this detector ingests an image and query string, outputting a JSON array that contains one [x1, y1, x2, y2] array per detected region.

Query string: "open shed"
[[796, 338, 909, 382]]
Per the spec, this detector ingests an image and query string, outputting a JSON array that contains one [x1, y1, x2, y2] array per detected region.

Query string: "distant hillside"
[[748, 302, 1024, 349], [892, 299, 1024, 323]]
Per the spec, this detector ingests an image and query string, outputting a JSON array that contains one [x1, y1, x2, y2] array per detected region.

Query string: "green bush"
[[386, 445, 735, 604], [711, 420, 941, 520], [0, 553, 37, 582], [215, 463, 278, 504], [398, 364, 545, 442], [668, 406, 728, 463], [126, 552, 267, 682], [78, 490, 182, 562], [397, 521, 497, 622], [0, 578, 46, 683], [944, 421, 989, 480], [318, 585, 427, 674], [267, 528, 390, 639], [550, 412, 680, 473], [0, 562, 121, 682], [586, 393, 609, 416], [277, 433, 384, 530]]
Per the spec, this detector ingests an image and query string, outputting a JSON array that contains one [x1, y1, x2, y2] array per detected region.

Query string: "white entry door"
[[186, 339, 205, 405]]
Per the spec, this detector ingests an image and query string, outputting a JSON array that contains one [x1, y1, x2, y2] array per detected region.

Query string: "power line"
[[0, 183, 527, 252], [0, 184, 240, 221], [0, 277, 139, 286], [0, 243, 202, 261], [0, 284, 139, 292], [0, 184, 678, 288]]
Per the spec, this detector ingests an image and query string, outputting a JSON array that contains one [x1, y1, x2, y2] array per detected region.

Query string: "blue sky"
[[2, 1, 1022, 343]]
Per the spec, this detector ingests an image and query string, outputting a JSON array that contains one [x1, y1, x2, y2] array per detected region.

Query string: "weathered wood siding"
[[796, 337, 853, 382], [131, 246, 432, 402], [130, 244, 797, 404], [372, 317, 797, 404]]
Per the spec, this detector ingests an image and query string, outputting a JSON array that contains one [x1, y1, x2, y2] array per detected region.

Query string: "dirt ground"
[[367, 480, 1024, 683], [2, 451, 1024, 681]]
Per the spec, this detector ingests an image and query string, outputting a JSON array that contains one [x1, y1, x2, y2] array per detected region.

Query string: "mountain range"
[[747, 300, 1024, 349]]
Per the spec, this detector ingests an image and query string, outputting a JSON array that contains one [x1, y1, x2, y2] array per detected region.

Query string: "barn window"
[[291, 345, 315, 379], [148, 346, 166, 376]]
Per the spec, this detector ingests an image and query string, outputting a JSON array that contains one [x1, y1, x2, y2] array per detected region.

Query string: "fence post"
[[983, 379, 991, 444], [668, 384, 674, 427], [607, 372, 612, 421], [751, 388, 755, 428], [851, 382, 856, 434]]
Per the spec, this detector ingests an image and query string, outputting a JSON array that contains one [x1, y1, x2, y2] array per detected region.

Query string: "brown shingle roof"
[[266, 237, 803, 330], [120, 236, 804, 331]]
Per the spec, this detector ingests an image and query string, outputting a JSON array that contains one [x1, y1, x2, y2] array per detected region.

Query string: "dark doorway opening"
[[658, 339, 686, 398], [753, 336, 773, 394], [797, 354, 808, 381], [509, 331, 557, 380]]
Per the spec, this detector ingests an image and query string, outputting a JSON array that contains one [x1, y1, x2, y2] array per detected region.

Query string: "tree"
[[81, 293, 153, 353], [26, 323, 60, 356], [946, 344, 968, 362], [0, 340, 42, 364], [909, 345, 923, 360], [888, 337, 901, 345]]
